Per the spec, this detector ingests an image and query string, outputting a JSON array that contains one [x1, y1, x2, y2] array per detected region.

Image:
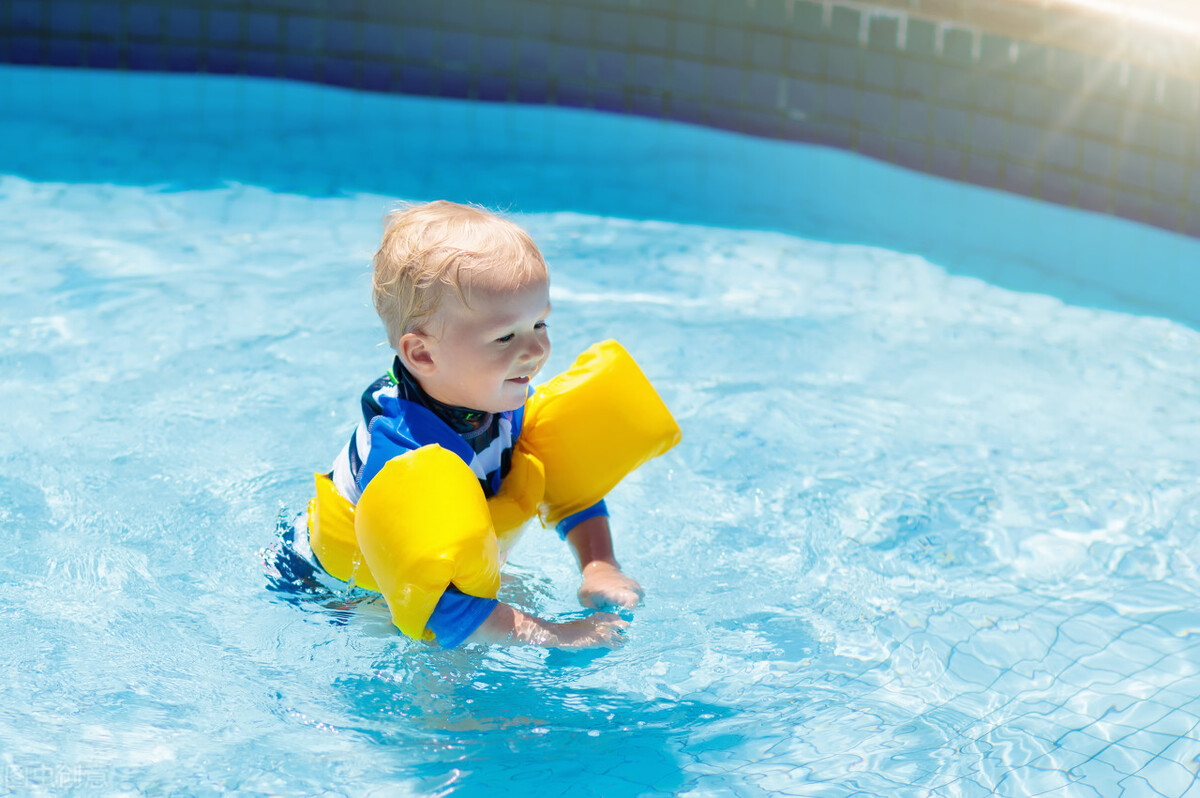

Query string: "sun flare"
[[1051, 0, 1200, 35]]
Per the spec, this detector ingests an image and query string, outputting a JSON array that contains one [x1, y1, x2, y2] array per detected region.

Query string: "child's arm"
[[463, 602, 628, 647], [455, 514, 640, 648], [566, 515, 644, 611]]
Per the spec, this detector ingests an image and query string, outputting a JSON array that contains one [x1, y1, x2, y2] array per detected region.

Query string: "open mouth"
[[506, 375, 531, 384]]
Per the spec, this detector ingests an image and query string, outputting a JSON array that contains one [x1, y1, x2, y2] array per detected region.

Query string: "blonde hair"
[[371, 201, 549, 349]]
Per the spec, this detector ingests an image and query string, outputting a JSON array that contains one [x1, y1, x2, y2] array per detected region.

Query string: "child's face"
[[408, 275, 552, 412]]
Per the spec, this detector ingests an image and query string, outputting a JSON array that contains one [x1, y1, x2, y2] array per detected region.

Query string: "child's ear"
[[399, 333, 437, 376]]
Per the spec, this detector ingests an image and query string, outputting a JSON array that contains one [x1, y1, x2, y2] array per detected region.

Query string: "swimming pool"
[[5, 63, 1200, 796]]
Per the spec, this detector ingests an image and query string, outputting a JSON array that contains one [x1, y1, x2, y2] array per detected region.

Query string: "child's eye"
[[495, 333, 515, 343], [535, 321, 548, 331]]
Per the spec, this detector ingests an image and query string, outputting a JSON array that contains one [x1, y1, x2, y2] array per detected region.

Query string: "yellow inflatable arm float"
[[520, 340, 682, 526], [307, 339, 680, 641], [353, 444, 499, 640]]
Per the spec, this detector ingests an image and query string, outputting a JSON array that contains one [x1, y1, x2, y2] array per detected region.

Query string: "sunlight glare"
[[1053, 0, 1200, 36]]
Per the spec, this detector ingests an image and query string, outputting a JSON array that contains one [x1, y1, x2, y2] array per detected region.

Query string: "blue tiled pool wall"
[[4, 0, 1199, 239]]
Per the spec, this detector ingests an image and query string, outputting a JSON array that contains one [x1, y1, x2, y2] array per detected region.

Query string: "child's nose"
[[523, 335, 546, 361]]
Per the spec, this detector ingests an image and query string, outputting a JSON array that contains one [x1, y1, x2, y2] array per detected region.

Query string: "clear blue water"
[[5, 65, 1200, 796]]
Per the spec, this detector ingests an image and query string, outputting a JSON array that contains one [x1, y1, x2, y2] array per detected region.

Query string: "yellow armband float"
[[353, 445, 499, 640], [306, 451, 537, 642], [520, 339, 682, 527], [306, 339, 680, 641]]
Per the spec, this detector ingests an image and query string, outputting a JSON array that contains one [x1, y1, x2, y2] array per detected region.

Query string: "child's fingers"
[[579, 585, 644, 611], [590, 613, 630, 647]]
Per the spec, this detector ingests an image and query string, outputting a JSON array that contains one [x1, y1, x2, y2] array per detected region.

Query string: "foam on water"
[[5, 69, 1200, 796]]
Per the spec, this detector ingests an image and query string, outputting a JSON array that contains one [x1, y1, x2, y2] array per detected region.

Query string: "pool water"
[[4, 66, 1200, 796]]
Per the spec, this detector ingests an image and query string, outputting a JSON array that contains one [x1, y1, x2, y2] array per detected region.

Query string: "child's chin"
[[496, 396, 528, 412], [493, 387, 529, 412]]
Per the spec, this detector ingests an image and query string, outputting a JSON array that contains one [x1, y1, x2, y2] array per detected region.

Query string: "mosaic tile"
[[1112, 190, 1152, 222], [47, 37, 83, 67], [866, 15, 900, 53], [1151, 157, 1188, 201], [751, 0, 788, 30], [861, 50, 897, 91], [87, 40, 121, 69], [628, 53, 667, 92], [205, 45, 238, 74], [126, 3, 163, 38], [965, 151, 1003, 187], [748, 30, 786, 71], [744, 70, 779, 109], [1152, 116, 1192, 160], [823, 83, 858, 122], [632, 15, 669, 52], [894, 98, 930, 138], [477, 0, 518, 34], [936, 63, 975, 105], [1115, 148, 1153, 191], [1162, 76, 1199, 120], [591, 83, 624, 112], [710, 25, 744, 65], [899, 58, 936, 100], [1005, 120, 1042, 162], [1048, 47, 1086, 90], [1042, 134, 1078, 171], [1040, 167, 1075, 206], [514, 73, 549, 103], [1011, 82, 1050, 122], [1074, 99, 1121, 140], [477, 72, 509, 102], [283, 15, 320, 51], [791, 1, 825, 38], [628, 86, 664, 117], [932, 105, 970, 145], [9, 1, 43, 33], [970, 112, 1008, 155], [906, 19, 938, 60], [1003, 161, 1040, 195], [1010, 40, 1051, 80], [739, 107, 782, 138], [856, 89, 893, 130], [593, 9, 630, 48], [942, 28, 974, 67], [669, 57, 705, 99], [244, 11, 279, 48], [787, 40, 822, 78], [891, 135, 929, 172], [972, 74, 1011, 113], [824, 43, 859, 82], [517, 3, 553, 37], [556, 5, 593, 44], [857, 128, 891, 160], [1074, 178, 1111, 213], [49, 1, 85, 34], [555, 42, 592, 80], [1079, 138, 1115, 180], [828, 5, 860, 45], [977, 32, 1013, 71], [700, 63, 739, 104]]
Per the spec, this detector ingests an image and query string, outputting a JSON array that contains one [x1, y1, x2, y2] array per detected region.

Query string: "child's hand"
[[577, 561, 644, 611], [552, 613, 630, 649], [466, 603, 629, 648]]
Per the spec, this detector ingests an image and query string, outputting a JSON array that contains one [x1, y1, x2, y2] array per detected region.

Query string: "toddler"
[[317, 201, 650, 648]]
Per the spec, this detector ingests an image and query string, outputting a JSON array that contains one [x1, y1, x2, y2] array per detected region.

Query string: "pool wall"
[[4, 0, 1200, 242]]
